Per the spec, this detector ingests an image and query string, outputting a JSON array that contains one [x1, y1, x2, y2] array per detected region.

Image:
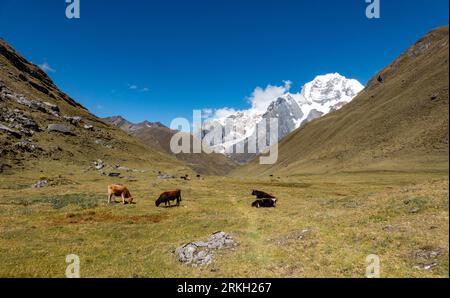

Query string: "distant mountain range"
[[103, 116, 237, 175], [203, 73, 363, 163]]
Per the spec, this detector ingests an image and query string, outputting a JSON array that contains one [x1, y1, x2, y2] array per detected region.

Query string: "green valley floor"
[[0, 166, 448, 277]]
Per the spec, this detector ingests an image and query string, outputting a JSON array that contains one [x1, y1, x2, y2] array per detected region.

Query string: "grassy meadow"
[[0, 162, 448, 278]]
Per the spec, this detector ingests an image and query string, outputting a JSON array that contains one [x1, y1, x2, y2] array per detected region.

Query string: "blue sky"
[[0, 0, 448, 125]]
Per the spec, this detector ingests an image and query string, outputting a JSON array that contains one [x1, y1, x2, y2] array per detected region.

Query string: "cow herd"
[[107, 184, 278, 208]]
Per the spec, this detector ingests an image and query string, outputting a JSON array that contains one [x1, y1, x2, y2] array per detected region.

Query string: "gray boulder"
[[47, 124, 74, 135], [0, 123, 21, 138]]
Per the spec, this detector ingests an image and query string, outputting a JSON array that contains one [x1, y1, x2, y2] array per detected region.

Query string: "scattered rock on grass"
[[412, 246, 443, 271], [32, 179, 48, 189], [94, 159, 105, 170], [175, 231, 237, 267], [158, 174, 174, 179]]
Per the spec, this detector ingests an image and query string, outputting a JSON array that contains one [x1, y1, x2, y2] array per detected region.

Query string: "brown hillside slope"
[[0, 38, 191, 176], [103, 116, 237, 175], [235, 26, 449, 176]]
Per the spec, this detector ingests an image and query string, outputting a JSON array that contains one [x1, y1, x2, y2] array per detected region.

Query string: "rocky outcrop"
[[0, 107, 39, 136], [15, 141, 41, 153], [16, 96, 60, 117]]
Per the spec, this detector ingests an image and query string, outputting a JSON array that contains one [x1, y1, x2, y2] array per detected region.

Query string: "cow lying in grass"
[[155, 189, 182, 207], [107, 184, 134, 205], [252, 190, 276, 199], [252, 198, 277, 208]]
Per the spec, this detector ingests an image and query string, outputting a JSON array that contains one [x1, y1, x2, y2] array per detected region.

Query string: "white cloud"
[[204, 81, 293, 122], [38, 62, 55, 73], [128, 84, 149, 92], [248, 80, 291, 113], [213, 107, 237, 119]]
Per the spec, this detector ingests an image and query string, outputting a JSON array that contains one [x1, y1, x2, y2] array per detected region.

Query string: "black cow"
[[252, 190, 276, 199], [252, 198, 277, 208], [155, 189, 182, 207]]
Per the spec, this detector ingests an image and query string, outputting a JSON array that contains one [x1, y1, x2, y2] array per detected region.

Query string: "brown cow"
[[107, 184, 134, 205], [155, 189, 182, 207]]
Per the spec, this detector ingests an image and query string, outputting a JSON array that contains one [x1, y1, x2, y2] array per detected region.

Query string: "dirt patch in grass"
[[51, 211, 166, 226]]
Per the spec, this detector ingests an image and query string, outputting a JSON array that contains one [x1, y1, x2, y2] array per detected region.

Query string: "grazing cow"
[[252, 190, 276, 199], [155, 189, 182, 207], [107, 184, 134, 204], [252, 198, 277, 208]]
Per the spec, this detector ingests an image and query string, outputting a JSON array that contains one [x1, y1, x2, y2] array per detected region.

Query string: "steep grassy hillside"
[[235, 26, 449, 177], [0, 37, 191, 178], [104, 116, 237, 175]]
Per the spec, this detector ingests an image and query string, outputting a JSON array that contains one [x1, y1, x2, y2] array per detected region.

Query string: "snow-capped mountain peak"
[[203, 73, 364, 160], [301, 73, 364, 104]]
